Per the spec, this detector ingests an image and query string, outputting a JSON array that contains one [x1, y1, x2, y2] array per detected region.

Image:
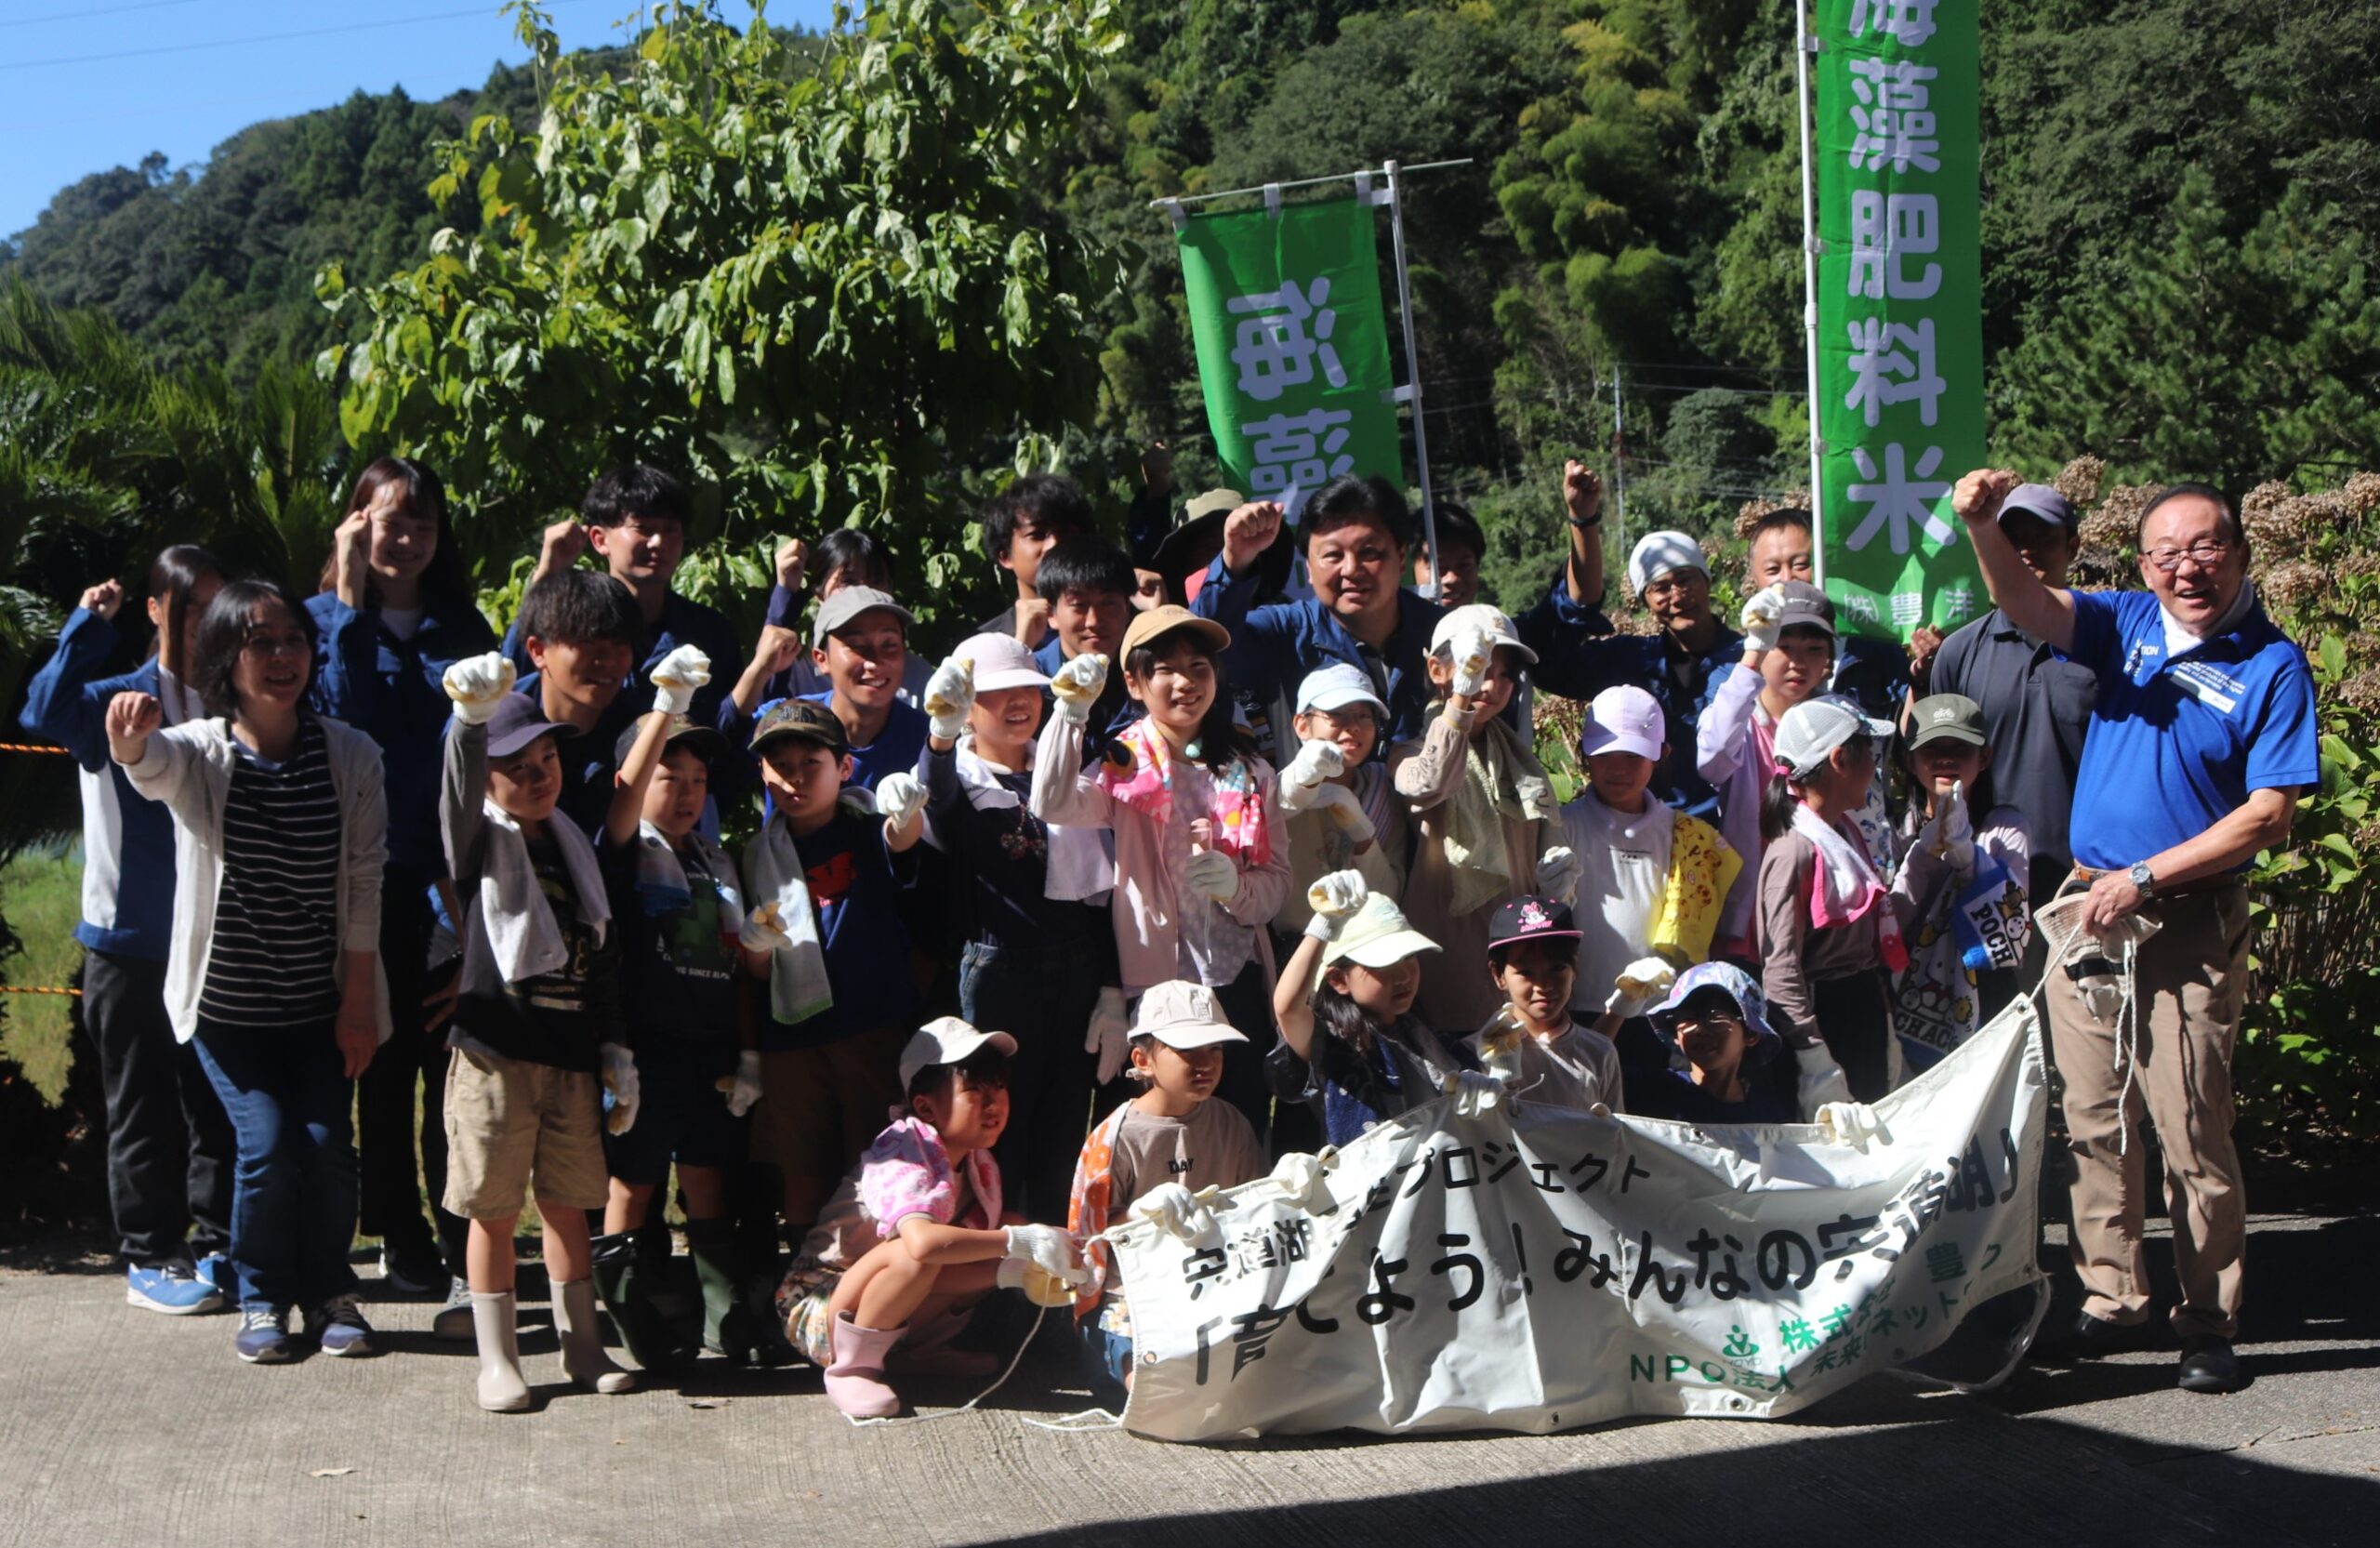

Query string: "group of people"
[[20, 445, 2314, 1414]]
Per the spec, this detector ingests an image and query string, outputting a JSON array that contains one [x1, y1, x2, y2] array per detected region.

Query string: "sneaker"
[[193, 1252, 233, 1297], [431, 1277, 475, 1342], [127, 1264, 227, 1316], [2177, 1335, 2243, 1394], [234, 1306, 299, 1364], [306, 1293, 376, 1357], [377, 1244, 446, 1297]]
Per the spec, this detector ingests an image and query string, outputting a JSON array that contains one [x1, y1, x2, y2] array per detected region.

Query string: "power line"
[[0, 0, 202, 27], [0, 0, 602, 72]]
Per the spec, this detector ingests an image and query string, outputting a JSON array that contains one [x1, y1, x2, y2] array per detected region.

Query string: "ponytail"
[[147, 543, 224, 672], [1758, 768, 1803, 844]]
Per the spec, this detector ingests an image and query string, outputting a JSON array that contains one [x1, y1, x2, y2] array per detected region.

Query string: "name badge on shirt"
[[2170, 661, 2243, 715]]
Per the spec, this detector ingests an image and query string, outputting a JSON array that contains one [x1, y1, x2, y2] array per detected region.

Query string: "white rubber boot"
[[552, 1277, 636, 1395], [470, 1290, 532, 1413]]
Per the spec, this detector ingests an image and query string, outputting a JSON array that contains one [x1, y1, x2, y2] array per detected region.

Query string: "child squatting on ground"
[[774, 1020, 1091, 1421], [1065, 980, 1268, 1409], [438, 652, 634, 1411]]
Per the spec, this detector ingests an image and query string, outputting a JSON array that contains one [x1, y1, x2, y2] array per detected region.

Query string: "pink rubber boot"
[[824, 1312, 906, 1419]]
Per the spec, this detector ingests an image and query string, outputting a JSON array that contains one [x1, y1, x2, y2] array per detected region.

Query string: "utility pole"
[[1608, 367, 1628, 551]]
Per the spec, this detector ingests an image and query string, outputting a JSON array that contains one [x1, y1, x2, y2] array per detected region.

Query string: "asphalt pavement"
[[0, 1211, 2370, 1548]]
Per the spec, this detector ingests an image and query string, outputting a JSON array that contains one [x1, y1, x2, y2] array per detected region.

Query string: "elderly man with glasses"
[[1950, 469, 2318, 1396]]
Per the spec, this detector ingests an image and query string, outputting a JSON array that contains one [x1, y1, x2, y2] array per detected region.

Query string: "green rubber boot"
[[685, 1215, 755, 1362], [590, 1230, 692, 1375]]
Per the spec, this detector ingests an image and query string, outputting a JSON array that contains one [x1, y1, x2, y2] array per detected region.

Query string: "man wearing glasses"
[[1952, 469, 2318, 1396]]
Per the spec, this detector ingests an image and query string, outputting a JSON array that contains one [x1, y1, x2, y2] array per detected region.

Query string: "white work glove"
[[1303, 868, 1368, 941], [718, 1049, 764, 1118], [1131, 1182, 1223, 1241], [1183, 846, 1240, 904], [1444, 1068, 1506, 1118], [1083, 986, 1130, 1086], [442, 652, 517, 725], [872, 770, 929, 831], [600, 1043, 641, 1136], [1606, 956, 1676, 1020], [739, 899, 795, 954], [1740, 585, 1788, 653], [1049, 653, 1108, 725], [1817, 1100, 1889, 1150], [1474, 1007, 1528, 1081], [923, 654, 974, 742], [1449, 625, 1494, 699], [1276, 739, 1346, 809], [648, 644, 711, 717], [1303, 781, 1376, 845], [1535, 845, 1581, 906], [1919, 779, 1977, 869], [1794, 1042, 1853, 1114], [1002, 1224, 1090, 1286], [1266, 1149, 1338, 1213], [997, 1257, 1080, 1307]]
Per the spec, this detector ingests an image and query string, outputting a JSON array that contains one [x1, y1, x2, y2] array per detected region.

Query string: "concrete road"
[[1, 1212, 2371, 1548]]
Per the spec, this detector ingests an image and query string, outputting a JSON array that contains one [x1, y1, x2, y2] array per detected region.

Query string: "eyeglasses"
[[2143, 538, 2233, 575], [1670, 1009, 1744, 1033]]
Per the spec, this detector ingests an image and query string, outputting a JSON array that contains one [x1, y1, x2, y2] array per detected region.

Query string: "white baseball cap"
[[1130, 980, 1249, 1051], [1628, 531, 1707, 593], [898, 1016, 1020, 1090], [1580, 684, 1665, 761], [1295, 662, 1388, 719], [947, 632, 1050, 694], [1322, 892, 1442, 973], [1772, 695, 1893, 780], [1428, 602, 1539, 667]]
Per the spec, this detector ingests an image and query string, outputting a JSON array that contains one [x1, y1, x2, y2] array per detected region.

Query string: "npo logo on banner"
[[1111, 999, 2048, 1441]]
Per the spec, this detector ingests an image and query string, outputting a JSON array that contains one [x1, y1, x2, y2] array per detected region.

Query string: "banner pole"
[[1794, 0, 1826, 584], [1382, 159, 1442, 601]]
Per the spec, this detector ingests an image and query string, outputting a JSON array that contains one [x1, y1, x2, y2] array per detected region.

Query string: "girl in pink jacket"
[[1033, 606, 1289, 1146]]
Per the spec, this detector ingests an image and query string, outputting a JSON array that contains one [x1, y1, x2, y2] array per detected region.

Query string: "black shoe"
[[2177, 1335, 2242, 1394], [2043, 1310, 2158, 1360], [378, 1241, 447, 1297]]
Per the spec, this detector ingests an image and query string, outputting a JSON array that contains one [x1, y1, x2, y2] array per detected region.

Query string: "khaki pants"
[[2045, 886, 2249, 1340]]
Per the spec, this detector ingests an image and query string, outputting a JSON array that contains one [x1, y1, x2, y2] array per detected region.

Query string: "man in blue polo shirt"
[[1954, 468, 2317, 1396]]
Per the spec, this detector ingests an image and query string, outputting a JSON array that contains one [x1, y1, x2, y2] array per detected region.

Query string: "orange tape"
[[0, 744, 70, 755]]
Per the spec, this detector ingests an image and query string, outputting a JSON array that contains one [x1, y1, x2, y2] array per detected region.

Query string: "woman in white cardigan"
[[109, 578, 390, 1367]]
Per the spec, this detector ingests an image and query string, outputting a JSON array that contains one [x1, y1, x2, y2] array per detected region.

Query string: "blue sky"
[[1, 1, 838, 239]]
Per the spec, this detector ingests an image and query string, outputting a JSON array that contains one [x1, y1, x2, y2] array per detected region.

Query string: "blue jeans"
[[192, 1020, 361, 1312], [959, 939, 1104, 1225]]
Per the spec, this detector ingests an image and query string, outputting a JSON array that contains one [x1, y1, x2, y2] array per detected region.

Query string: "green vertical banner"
[[1176, 198, 1403, 522], [1811, 1, 1986, 641]]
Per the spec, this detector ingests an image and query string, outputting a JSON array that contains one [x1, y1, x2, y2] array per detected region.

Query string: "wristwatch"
[[2127, 861, 2155, 898]]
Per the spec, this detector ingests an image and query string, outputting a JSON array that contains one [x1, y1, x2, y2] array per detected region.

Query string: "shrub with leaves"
[[323, 0, 1125, 625]]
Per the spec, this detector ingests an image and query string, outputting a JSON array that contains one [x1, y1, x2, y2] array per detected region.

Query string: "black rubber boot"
[[590, 1230, 692, 1374]]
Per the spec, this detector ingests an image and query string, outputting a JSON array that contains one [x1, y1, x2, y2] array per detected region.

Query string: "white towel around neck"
[[479, 800, 611, 983]]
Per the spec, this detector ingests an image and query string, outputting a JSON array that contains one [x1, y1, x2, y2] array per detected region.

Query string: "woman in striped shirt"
[[109, 579, 390, 1367]]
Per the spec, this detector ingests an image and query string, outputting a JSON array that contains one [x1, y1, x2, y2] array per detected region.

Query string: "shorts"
[[602, 1047, 744, 1186], [441, 1047, 609, 1218], [777, 1260, 842, 1366], [747, 1025, 908, 1184]]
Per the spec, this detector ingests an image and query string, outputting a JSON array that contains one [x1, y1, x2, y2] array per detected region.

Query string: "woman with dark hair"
[[19, 547, 236, 1316], [107, 578, 390, 1365], [309, 457, 496, 1318]]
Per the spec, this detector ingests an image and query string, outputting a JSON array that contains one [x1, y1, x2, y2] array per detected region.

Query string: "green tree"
[[1995, 173, 2380, 489], [325, 0, 1124, 620]]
